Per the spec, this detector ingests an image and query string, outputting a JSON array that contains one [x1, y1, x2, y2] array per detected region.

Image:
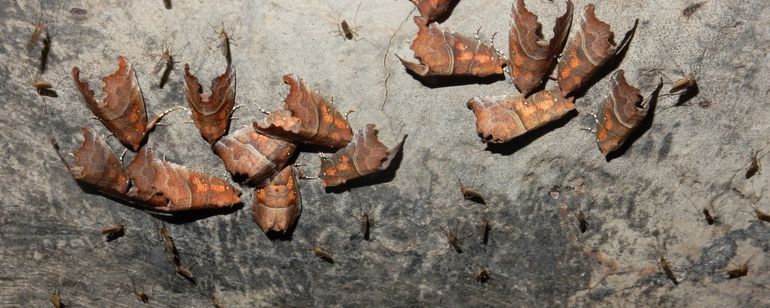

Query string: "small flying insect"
[[441, 224, 463, 254], [312, 244, 334, 264], [659, 257, 678, 285], [479, 216, 491, 245], [475, 267, 491, 283], [576, 210, 588, 233], [745, 151, 761, 179], [131, 279, 150, 303], [50, 288, 62, 308], [101, 224, 125, 242], [682, 1, 706, 19]]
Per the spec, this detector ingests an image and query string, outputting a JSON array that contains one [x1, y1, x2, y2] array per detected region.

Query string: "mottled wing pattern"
[[53, 127, 130, 197], [557, 5, 616, 97], [400, 17, 506, 77], [255, 75, 353, 148], [596, 70, 646, 155], [72, 56, 148, 151], [466, 90, 575, 143], [319, 124, 403, 187], [127, 147, 241, 212], [252, 166, 302, 233], [183, 64, 236, 144], [213, 125, 297, 187], [509, 0, 573, 96]]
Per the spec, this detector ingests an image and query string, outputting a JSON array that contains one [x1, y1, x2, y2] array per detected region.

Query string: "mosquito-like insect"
[[131, 279, 150, 303], [659, 257, 679, 285], [312, 244, 334, 264], [336, 3, 362, 41], [475, 267, 491, 283], [50, 288, 62, 308], [682, 1, 706, 19], [150, 42, 187, 88], [454, 169, 486, 205], [208, 22, 238, 65], [101, 224, 125, 242], [441, 223, 463, 254], [746, 151, 761, 179], [576, 210, 588, 233], [479, 216, 491, 245]]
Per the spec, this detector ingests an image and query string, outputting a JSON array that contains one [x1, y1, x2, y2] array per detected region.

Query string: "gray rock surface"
[[1, 0, 769, 306]]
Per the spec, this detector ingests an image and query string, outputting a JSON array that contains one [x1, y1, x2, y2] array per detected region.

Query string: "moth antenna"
[[146, 105, 186, 131], [657, 38, 686, 78], [344, 109, 355, 121], [50, 137, 75, 173], [119, 149, 128, 164]]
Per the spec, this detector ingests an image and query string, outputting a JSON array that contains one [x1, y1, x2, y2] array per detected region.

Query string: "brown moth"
[[101, 224, 126, 242], [557, 5, 638, 97], [509, 0, 573, 96], [126, 147, 241, 212], [319, 124, 404, 188], [410, 0, 456, 23], [72, 56, 177, 151], [398, 16, 507, 77], [251, 166, 302, 233], [595, 70, 649, 156], [163, 0, 172, 10], [183, 64, 236, 144], [466, 90, 575, 144], [213, 125, 297, 186], [313, 245, 334, 264], [475, 267, 491, 283], [659, 257, 678, 285], [52, 128, 130, 199], [255, 74, 353, 148]]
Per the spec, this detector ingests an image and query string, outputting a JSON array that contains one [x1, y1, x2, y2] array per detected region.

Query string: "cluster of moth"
[[399, 0, 768, 286], [46, 4, 407, 300], [54, 53, 404, 230], [30, 0, 769, 303], [400, 0, 653, 156]]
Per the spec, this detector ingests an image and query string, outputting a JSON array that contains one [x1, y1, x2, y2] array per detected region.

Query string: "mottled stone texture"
[[1, 0, 769, 306]]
